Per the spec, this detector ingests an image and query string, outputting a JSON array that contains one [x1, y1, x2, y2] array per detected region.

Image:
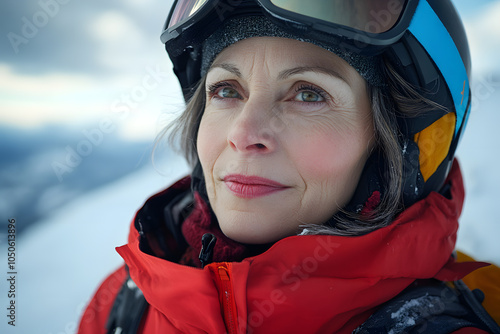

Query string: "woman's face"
[[197, 37, 374, 244]]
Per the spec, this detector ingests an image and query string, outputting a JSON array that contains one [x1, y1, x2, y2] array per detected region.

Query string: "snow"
[[388, 295, 439, 334], [389, 295, 432, 334], [0, 154, 189, 334]]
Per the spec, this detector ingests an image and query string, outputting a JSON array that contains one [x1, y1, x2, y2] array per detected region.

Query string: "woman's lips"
[[222, 174, 289, 199]]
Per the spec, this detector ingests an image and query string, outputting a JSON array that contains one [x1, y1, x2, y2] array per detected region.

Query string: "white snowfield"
[[3, 157, 189, 334]]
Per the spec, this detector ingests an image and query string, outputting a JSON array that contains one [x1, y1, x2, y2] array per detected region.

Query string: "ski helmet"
[[161, 0, 471, 209]]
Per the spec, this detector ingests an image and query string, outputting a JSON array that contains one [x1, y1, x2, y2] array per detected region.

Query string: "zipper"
[[210, 262, 238, 334], [454, 279, 500, 334], [199, 233, 217, 268]]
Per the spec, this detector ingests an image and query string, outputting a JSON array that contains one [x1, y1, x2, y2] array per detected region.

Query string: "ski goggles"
[[162, 0, 470, 139], [161, 0, 415, 52]]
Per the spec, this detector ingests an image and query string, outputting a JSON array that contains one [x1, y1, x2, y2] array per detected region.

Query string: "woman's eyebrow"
[[208, 63, 242, 77], [209, 64, 349, 85], [277, 66, 348, 85]]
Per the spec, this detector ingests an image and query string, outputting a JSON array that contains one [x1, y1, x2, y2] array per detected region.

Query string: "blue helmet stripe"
[[408, 0, 470, 137]]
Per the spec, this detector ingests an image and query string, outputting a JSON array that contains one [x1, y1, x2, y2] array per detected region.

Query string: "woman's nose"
[[226, 100, 277, 154]]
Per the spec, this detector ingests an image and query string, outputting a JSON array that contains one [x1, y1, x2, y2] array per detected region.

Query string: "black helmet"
[[161, 0, 471, 209]]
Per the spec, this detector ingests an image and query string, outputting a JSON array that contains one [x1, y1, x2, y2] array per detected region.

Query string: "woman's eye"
[[217, 87, 241, 99], [207, 82, 243, 101], [295, 91, 324, 103], [292, 84, 328, 104]]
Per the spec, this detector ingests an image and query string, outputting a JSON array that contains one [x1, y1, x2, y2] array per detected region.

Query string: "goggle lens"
[[168, 0, 208, 28], [167, 0, 408, 34], [270, 0, 406, 33]]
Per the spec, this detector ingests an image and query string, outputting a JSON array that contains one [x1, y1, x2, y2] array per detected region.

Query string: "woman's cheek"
[[293, 139, 341, 176], [288, 127, 361, 178], [197, 115, 227, 172], [197, 118, 213, 165]]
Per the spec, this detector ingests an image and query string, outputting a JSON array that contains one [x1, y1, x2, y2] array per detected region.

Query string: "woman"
[[79, 0, 500, 333]]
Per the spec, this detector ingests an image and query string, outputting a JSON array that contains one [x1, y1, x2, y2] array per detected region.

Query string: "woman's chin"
[[218, 213, 294, 245]]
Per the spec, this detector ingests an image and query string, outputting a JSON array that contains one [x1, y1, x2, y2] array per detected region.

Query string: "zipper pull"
[[218, 266, 229, 280], [199, 233, 217, 268]]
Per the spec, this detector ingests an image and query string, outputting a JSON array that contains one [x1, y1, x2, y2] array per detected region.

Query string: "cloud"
[[0, 0, 172, 76], [0, 63, 126, 127], [0, 63, 93, 96], [87, 10, 149, 70], [124, 0, 160, 8], [0, 1, 181, 139], [0, 1, 101, 75], [0, 59, 184, 142], [89, 11, 143, 44], [462, 1, 500, 74]]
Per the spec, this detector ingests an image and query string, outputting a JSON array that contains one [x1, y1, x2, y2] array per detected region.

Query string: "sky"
[[0, 0, 183, 141], [1, 0, 500, 141]]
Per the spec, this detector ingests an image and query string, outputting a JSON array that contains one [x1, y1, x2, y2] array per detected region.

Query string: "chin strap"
[[344, 149, 386, 216], [344, 138, 427, 218], [191, 160, 210, 204]]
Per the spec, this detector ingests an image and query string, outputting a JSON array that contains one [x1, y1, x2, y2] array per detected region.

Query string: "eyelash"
[[207, 81, 238, 99], [207, 82, 331, 104], [294, 84, 329, 102]]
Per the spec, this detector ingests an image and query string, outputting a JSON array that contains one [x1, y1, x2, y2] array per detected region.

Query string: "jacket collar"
[[117, 160, 485, 333]]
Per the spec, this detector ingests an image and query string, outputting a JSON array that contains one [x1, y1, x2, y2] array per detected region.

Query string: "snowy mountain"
[[0, 124, 155, 235], [1, 153, 189, 334]]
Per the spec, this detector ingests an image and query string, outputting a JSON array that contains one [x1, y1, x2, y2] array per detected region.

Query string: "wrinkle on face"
[[198, 37, 374, 244]]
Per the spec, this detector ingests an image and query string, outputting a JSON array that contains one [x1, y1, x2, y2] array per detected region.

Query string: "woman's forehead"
[[210, 37, 360, 82]]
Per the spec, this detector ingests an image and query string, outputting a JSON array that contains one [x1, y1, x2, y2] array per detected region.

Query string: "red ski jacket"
[[78, 161, 493, 333]]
